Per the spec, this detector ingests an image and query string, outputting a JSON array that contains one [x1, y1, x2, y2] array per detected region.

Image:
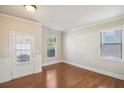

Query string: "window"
[[47, 36, 57, 57], [100, 28, 122, 59], [16, 33, 31, 63]]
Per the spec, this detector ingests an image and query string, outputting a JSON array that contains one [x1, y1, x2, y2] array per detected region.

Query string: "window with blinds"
[[100, 28, 122, 59]]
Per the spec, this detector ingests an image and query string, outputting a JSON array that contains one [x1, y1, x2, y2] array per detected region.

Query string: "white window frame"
[[46, 35, 57, 59], [99, 25, 124, 62]]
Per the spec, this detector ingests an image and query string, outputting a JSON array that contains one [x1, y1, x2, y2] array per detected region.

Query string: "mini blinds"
[[100, 28, 122, 59]]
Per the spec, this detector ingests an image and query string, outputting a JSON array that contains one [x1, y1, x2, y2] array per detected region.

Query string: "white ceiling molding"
[[0, 13, 41, 25], [1, 12, 124, 34], [64, 15, 124, 33], [1, 6, 124, 32], [42, 25, 64, 32]]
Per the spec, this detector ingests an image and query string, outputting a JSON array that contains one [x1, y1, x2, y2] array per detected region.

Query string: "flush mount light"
[[24, 5, 37, 13]]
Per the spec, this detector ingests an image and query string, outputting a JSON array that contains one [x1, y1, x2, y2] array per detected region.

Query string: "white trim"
[[42, 25, 64, 32], [63, 60, 124, 80], [64, 15, 124, 33], [0, 13, 41, 25], [42, 60, 62, 66], [10, 31, 40, 79], [99, 57, 123, 62]]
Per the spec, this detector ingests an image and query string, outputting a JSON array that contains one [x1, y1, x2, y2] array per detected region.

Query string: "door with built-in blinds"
[[10, 31, 35, 79]]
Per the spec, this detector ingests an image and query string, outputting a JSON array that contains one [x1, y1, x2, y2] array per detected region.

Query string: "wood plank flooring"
[[0, 62, 124, 88]]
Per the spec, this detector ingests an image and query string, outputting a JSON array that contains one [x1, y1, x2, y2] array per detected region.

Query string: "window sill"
[[47, 56, 57, 59], [16, 61, 31, 65], [99, 57, 123, 62]]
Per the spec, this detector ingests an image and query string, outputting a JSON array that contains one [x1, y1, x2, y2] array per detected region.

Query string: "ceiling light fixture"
[[24, 5, 37, 13]]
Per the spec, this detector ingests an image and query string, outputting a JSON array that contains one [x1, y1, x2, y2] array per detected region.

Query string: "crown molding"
[[64, 15, 124, 33], [42, 25, 64, 33], [0, 13, 41, 25], [1, 13, 124, 33]]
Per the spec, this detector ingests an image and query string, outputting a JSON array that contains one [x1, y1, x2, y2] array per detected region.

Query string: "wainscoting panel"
[[34, 55, 42, 73], [0, 55, 42, 83], [0, 58, 11, 83]]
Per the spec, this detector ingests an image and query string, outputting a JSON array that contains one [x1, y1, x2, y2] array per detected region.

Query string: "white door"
[[10, 31, 35, 79]]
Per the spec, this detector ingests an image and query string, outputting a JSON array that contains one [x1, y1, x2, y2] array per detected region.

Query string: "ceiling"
[[0, 5, 124, 31]]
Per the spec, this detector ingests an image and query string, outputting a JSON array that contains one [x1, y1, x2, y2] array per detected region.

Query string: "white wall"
[[42, 28, 62, 66], [63, 18, 124, 80]]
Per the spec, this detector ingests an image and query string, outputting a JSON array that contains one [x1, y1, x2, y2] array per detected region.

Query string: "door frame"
[[10, 31, 36, 79]]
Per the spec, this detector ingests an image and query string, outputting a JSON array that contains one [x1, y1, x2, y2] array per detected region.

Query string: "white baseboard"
[[63, 60, 124, 80], [42, 60, 62, 66]]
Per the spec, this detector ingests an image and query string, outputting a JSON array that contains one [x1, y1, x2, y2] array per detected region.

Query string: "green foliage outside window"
[[47, 37, 56, 57]]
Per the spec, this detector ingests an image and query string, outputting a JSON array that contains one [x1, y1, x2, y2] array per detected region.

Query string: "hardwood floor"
[[0, 62, 124, 88]]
